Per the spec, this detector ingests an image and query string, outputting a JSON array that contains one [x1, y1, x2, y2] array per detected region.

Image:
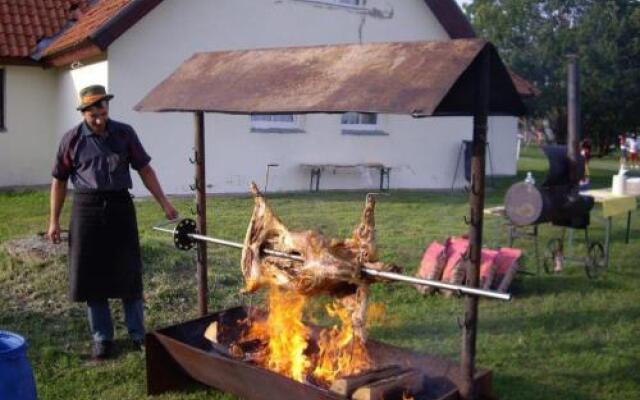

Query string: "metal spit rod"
[[153, 226, 512, 301]]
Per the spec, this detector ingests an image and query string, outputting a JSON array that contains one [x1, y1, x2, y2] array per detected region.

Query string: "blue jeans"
[[87, 298, 145, 342]]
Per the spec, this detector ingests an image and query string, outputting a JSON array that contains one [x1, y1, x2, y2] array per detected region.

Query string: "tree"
[[465, 0, 640, 150]]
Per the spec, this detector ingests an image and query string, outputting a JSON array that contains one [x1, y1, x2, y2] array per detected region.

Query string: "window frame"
[[250, 114, 305, 133], [340, 112, 384, 133]]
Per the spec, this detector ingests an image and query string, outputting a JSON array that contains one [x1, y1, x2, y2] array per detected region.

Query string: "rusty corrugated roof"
[[0, 0, 91, 60], [135, 39, 525, 116], [509, 71, 540, 98]]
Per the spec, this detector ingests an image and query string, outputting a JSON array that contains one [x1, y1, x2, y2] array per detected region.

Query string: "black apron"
[[68, 190, 143, 302]]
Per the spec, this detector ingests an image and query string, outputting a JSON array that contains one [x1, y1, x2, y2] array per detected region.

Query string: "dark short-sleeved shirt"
[[52, 119, 151, 191]]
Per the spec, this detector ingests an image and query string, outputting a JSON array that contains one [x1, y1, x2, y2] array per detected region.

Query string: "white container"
[[626, 177, 640, 196], [612, 174, 626, 195], [524, 171, 535, 185]]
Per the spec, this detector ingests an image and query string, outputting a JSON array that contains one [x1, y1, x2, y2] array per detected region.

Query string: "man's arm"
[[47, 178, 67, 244], [138, 164, 178, 220]]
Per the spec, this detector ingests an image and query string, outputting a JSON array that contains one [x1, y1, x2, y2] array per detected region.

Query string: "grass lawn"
[[1, 146, 639, 400]]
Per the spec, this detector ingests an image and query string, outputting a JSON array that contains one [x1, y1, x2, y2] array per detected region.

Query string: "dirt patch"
[[3, 233, 68, 263]]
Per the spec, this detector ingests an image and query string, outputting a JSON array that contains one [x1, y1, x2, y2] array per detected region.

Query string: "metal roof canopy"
[[135, 39, 525, 116], [135, 39, 517, 400]]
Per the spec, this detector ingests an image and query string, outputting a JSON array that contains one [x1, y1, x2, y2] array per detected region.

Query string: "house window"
[[341, 112, 387, 136], [250, 114, 304, 133], [0, 69, 5, 131], [342, 112, 376, 125]]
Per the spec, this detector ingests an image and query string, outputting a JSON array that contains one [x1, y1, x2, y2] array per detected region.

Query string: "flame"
[[242, 285, 374, 386], [312, 300, 373, 385], [244, 286, 311, 382]]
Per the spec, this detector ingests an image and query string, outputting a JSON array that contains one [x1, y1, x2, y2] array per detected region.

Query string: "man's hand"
[[48, 178, 67, 244], [47, 221, 61, 244], [163, 201, 179, 220]]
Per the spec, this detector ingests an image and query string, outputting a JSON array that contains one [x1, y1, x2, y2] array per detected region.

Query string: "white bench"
[[300, 163, 391, 192]]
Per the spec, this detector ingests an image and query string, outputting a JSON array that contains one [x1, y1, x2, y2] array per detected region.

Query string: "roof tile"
[[0, 0, 90, 58], [44, 0, 132, 57]]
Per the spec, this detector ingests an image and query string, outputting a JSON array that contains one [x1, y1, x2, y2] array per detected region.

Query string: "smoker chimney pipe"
[[567, 55, 580, 183]]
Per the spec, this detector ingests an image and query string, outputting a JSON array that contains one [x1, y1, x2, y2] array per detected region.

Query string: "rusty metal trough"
[[146, 307, 494, 400]]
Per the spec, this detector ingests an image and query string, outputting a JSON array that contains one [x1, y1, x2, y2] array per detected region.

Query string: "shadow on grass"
[[494, 373, 596, 400], [511, 274, 621, 298], [480, 305, 640, 336]]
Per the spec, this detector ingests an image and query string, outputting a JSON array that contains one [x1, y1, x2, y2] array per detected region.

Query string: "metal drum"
[[504, 145, 594, 230], [505, 182, 546, 226]]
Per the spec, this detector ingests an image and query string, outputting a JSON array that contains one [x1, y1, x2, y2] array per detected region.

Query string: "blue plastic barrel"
[[0, 330, 37, 400]]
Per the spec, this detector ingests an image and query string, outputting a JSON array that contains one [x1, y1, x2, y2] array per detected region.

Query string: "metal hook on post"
[[190, 204, 202, 216], [189, 148, 201, 165], [189, 180, 203, 192], [470, 180, 481, 196]]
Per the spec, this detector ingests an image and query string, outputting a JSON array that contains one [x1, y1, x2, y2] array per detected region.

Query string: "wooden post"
[[460, 46, 490, 400], [194, 111, 208, 316], [567, 54, 580, 184]]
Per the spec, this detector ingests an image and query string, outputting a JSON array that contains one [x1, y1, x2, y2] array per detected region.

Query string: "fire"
[[242, 285, 374, 386], [243, 286, 311, 382], [312, 300, 372, 384]]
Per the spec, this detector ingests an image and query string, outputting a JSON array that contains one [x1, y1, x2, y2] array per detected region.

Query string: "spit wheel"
[[174, 218, 197, 251]]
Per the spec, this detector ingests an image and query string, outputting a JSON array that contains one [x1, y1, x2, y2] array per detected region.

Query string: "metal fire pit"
[[146, 306, 495, 400]]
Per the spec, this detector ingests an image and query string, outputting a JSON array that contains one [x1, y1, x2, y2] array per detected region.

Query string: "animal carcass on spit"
[[240, 183, 399, 340]]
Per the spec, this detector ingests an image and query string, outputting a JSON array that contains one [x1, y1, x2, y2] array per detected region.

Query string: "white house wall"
[[0, 65, 57, 188], [487, 116, 518, 176], [95, 0, 518, 195]]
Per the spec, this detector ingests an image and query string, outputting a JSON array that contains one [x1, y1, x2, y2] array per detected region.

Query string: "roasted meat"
[[240, 183, 398, 340], [241, 183, 397, 295]]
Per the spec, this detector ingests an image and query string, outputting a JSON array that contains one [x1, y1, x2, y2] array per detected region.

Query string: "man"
[[619, 134, 628, 166], [628, 134, 638, 169], [47, 85, 177, 360]]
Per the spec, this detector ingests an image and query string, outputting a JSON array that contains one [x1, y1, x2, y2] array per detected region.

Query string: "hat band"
[[81, 94, 106, 105]]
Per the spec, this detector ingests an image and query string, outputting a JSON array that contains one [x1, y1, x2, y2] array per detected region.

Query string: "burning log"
[[203, 321, 220, 343], [351, 369, 423, 400], [229, 339, 267, 362], [328, 365, 405, 397], [203, 321, 235, 357]]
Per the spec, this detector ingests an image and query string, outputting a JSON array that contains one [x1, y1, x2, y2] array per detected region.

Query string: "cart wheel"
[[543, 238, 563, 274], [585, 242, 605, 279]]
